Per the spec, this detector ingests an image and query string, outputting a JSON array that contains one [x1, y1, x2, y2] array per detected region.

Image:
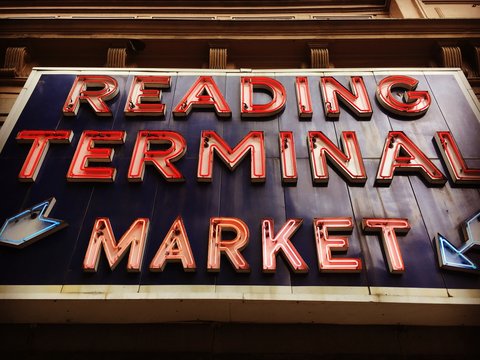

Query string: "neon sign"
[[13, 128, 476, 187], [13, 74, 479, 187], [58, 74, 430, 118], [0, 69, 479, 285], [0, 198, 66, 248]]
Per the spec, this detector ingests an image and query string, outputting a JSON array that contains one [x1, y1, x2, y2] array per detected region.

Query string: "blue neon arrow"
[[459, 211, 480, 253], [435, 233, 478, 273], [0, 198, 67, 248]]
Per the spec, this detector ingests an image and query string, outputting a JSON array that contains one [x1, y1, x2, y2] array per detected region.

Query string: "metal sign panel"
[[0, 68, 479, 324]]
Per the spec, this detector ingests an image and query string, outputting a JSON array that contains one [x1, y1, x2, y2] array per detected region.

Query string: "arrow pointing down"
[[0, 198, 67, 248], [435, 210, 480, 273]]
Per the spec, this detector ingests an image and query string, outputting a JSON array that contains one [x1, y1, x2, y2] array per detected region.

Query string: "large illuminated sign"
[[0, 69, 479, 324]]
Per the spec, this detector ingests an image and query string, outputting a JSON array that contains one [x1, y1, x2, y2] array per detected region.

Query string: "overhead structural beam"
[[106, 48, 127, 68], [440, 46, 462, 68], [473, 46, 480, 76], [209, 47, 227, 69], [0, 47, 28, 78], [309, 45, 330, 68]]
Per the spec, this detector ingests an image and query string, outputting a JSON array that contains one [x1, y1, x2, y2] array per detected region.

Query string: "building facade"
[[1, 1, 480, 359]]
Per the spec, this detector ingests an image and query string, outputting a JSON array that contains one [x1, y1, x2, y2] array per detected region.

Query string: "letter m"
[[197, 130, 266, 182], [83, 218, 150, 272]]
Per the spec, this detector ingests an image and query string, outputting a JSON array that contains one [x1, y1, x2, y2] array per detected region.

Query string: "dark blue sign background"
[[0, 70, 479, 290]]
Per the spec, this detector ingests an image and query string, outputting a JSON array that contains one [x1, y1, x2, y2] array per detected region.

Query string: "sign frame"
[[0, 67, 479, 325]]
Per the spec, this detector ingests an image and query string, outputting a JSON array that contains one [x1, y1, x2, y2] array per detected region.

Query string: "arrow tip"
[[435, 233, 478, 273]]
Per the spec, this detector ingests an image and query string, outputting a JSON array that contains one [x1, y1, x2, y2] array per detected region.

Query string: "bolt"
[[388, 138, 395, 148]]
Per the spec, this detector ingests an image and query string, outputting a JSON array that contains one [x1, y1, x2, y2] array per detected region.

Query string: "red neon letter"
[[435, 131, 480, 185], [172, 76, 231, 117], [262, 218, 308, 273], [67, 130, 125, 182], [320, 76, 372, 119], [207, 217, 250, 272], [124, 76, 171, 116], [198, 130, 266, 182], [149, 216, 196, 272], [241, 77, 286, 117], [83, 218, 150, 272], [376, 131, 446, 186], [362, 218, 410, 274], [295, 76, 313, 119], [308, 131, 367, 185], [376, 75, 430, 117], [279, 131, 298, 184], [63, 75, 118, 116], [128, 130, 186, 182], [313, 218, 362, 272], [16, 130, 73, 182]]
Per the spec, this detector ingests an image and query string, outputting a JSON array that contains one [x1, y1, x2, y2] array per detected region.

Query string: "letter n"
[[308, 131, 366, 185], [320, 76, 372, 119]]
